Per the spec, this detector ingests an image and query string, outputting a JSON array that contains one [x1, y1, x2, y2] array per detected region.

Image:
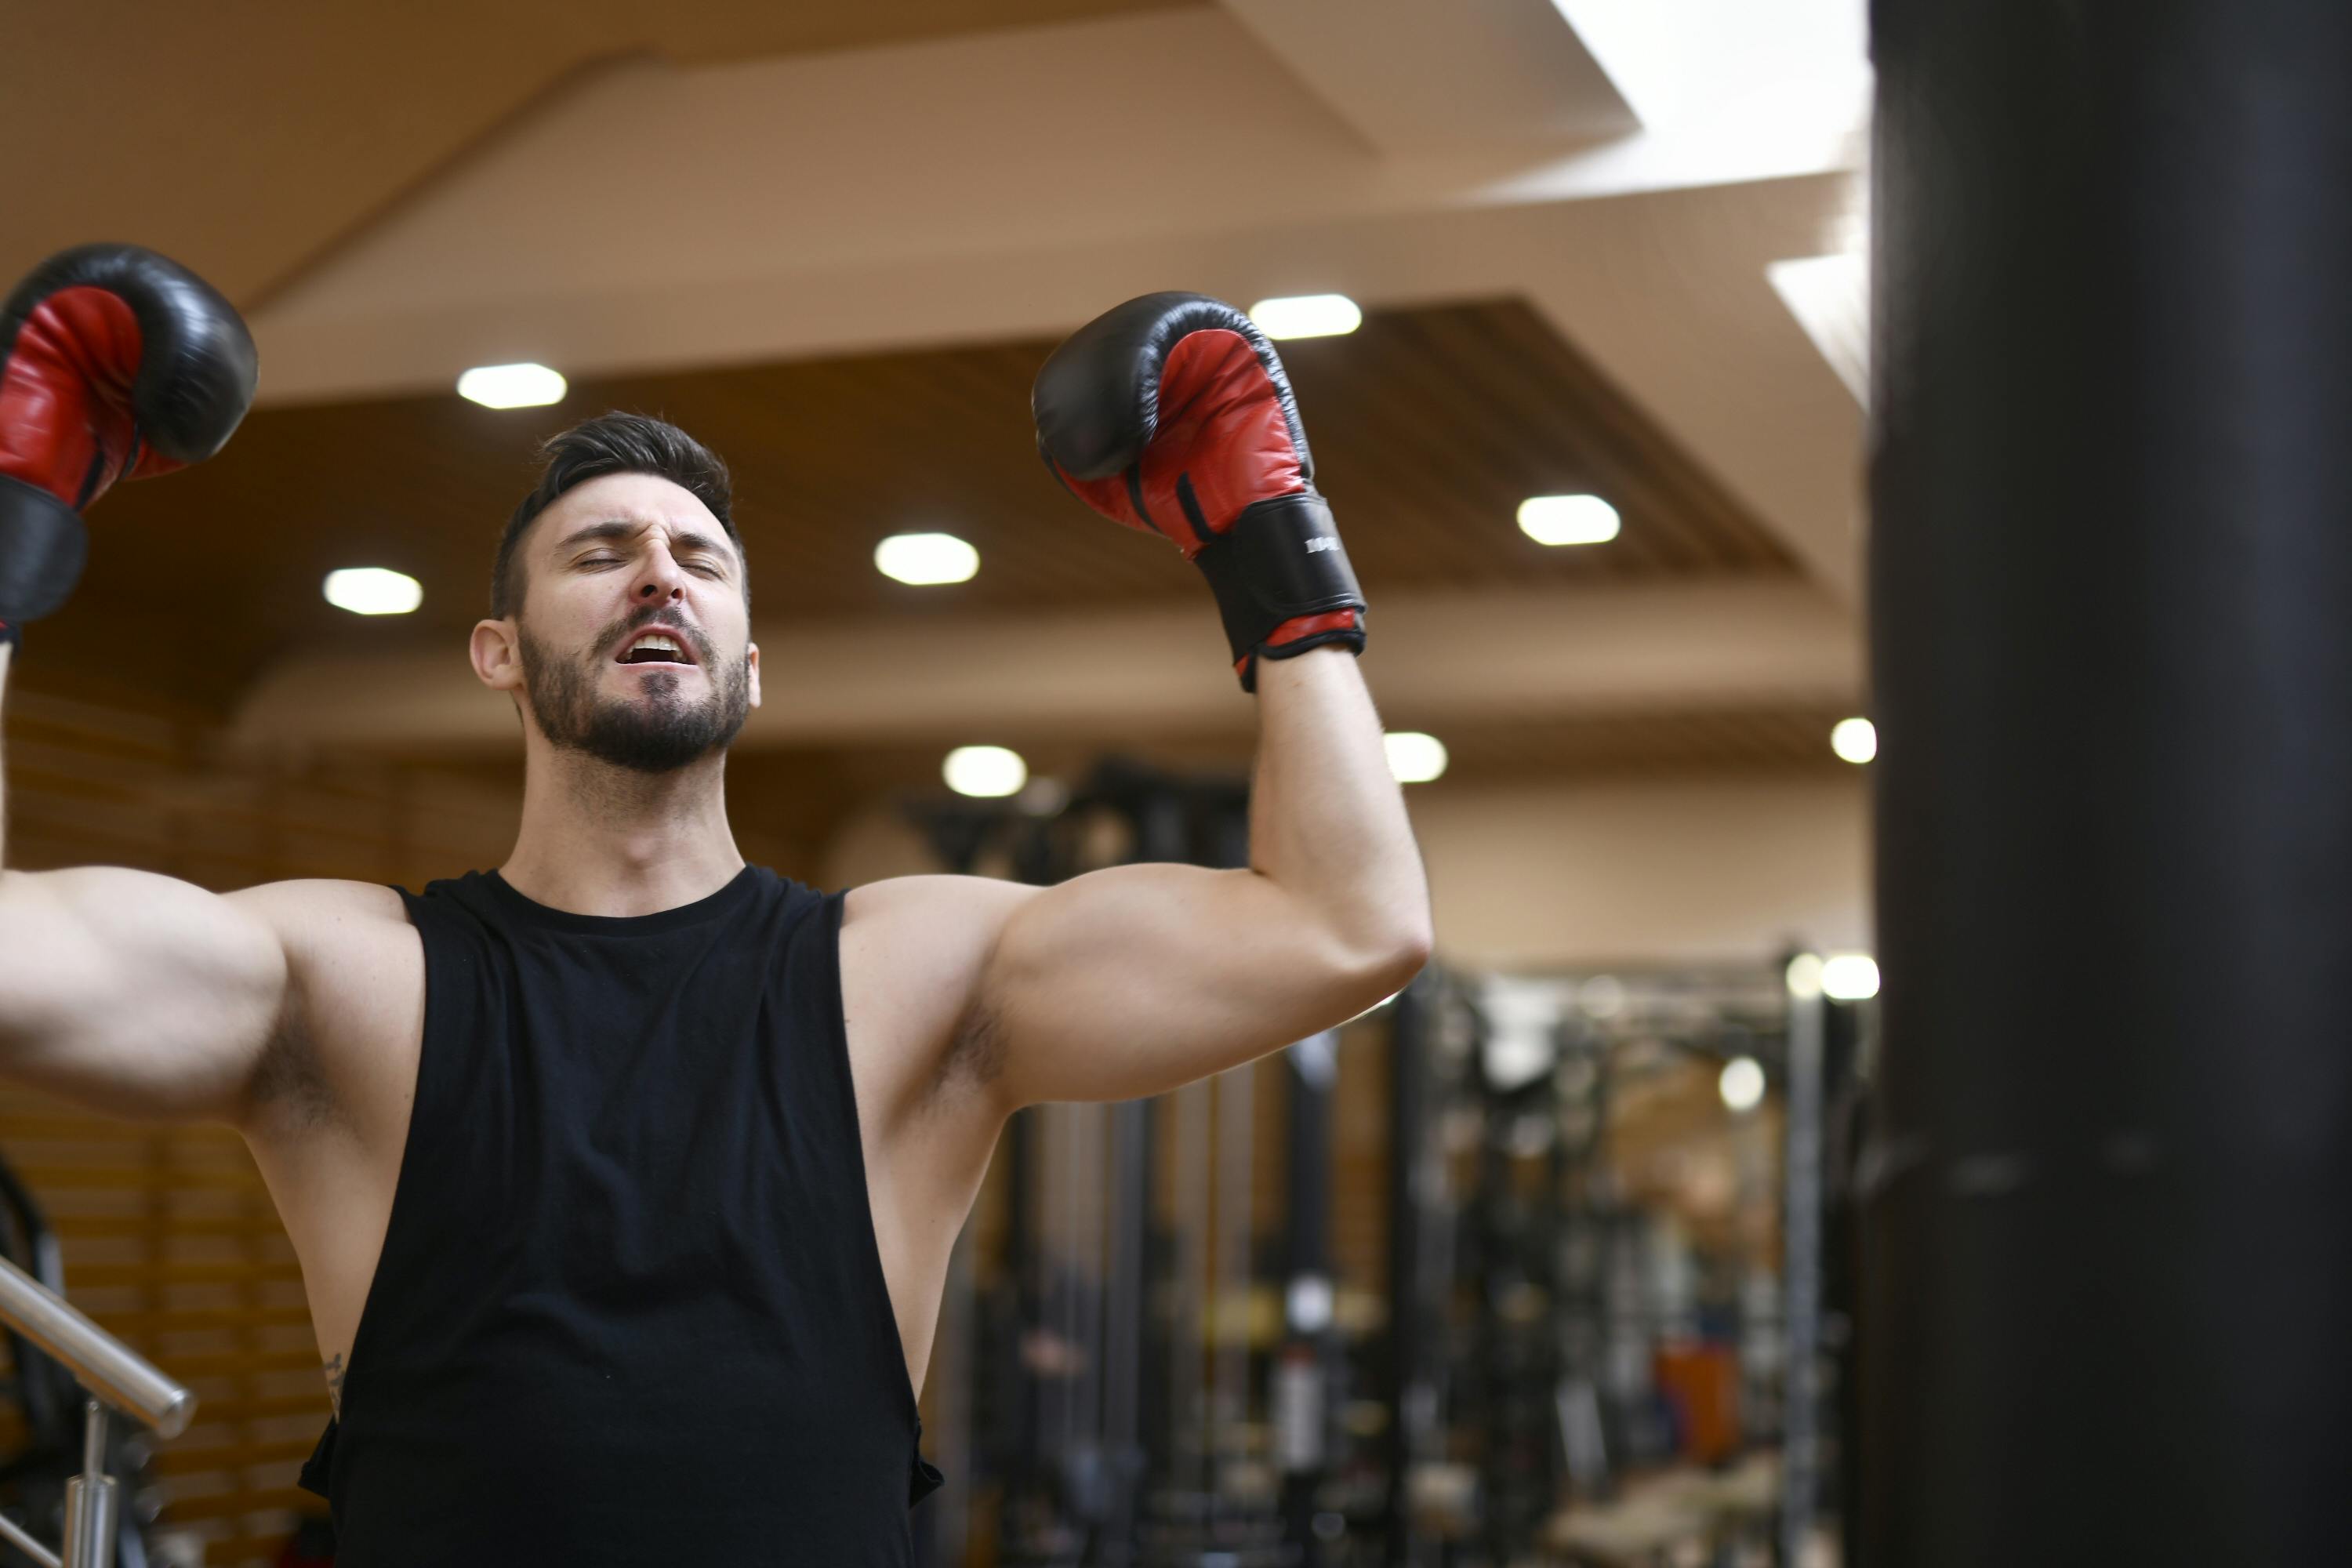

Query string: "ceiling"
[[2, 0, 1875, 870], [1, 0, 1196, 304], [48, 298, 1794, 710]]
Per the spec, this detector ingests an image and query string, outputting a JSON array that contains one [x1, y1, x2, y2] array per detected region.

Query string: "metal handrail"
[[0, 1252, 198, 1567], [0, 1256, 191, 1439]]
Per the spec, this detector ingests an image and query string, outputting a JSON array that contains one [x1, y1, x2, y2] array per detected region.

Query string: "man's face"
[[479, 472, 760, 773]]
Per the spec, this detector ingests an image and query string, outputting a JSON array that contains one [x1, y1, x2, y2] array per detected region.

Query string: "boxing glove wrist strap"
[[0, 474, 91, 626], [1190, 491, 1367, 683]]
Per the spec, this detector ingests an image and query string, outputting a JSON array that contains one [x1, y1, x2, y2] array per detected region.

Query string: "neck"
[[499, 742, 745, 917]]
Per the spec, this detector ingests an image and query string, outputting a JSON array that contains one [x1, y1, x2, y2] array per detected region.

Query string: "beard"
[[517, 621, 752, 774]]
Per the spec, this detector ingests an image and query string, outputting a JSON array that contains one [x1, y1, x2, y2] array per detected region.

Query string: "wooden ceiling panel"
[[53, 299, 1795, 713]]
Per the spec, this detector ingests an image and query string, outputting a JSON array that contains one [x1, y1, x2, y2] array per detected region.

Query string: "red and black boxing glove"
[[1032, 292, 1365, 691], [0, 244, 259, 644]]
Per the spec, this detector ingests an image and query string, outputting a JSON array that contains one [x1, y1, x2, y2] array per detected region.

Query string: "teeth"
[[626, 633, 684, 658]]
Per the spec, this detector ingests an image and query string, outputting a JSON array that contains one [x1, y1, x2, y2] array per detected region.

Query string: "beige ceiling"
[[2, 1, 1871, 831], [2, 0, 1196, 304]]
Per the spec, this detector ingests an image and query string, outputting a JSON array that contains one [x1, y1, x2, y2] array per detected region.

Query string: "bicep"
[[978, 862, 1406, 1108], [0, 866, 292, 1122]]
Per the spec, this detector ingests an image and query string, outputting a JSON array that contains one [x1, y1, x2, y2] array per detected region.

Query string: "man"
[[0, 249, 1430, 1563]]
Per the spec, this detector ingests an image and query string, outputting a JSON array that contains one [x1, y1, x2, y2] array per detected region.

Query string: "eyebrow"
[[554, 517, 735, 568]]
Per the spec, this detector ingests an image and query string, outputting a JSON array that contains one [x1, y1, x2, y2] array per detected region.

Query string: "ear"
[[471, 619, 524, 691], [746, 641, 761, 710]]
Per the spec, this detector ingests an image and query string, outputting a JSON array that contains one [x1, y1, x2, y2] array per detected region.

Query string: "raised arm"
[[0, 649, 296, 1122], [0, 245, 281, 1122], [969, 644, 1428, 1108], [868, 292, 1431, 1116]]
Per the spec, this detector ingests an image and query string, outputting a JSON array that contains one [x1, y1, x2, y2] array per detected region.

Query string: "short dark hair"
[[492, 411, 746, 619]]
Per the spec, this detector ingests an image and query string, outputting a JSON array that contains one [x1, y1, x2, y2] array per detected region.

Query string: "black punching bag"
[[1866, 2, 2352, 1563]]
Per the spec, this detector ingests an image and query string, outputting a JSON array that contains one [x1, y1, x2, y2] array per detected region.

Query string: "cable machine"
[[913, 757, 1367, 1568]]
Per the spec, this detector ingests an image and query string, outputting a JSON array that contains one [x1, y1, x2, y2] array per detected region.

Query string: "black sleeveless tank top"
[[296, 865, 942, 1563]]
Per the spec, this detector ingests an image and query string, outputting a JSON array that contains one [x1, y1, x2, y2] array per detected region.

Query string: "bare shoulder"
[[840, 873, 1032, 945], [228, 878, 418, 1007], [837, 875, 1035, 1121], [227, 879, 423, 1143], [226, 877, 408, 938]]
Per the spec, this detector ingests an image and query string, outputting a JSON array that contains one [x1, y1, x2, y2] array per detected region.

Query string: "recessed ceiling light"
[[1831, 717, 1877, 764], [1719, 1055, 1766, 1112], [1518, 494, 1621, 546], [1821, 953, 1880, 1001], [1383, 731, 1448, 784], [944, 745, 1027, 799], [875, 532, 979, 586], [456, 362, 567, 409], [323, 567, 423, 615], [1247, 294, 1363, 340]]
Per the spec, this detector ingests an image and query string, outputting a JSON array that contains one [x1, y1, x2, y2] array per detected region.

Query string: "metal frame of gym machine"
[[1382, 964, 1823, 1566], [913, 756, 1359, 1568], [0, 1254, 193, 1567]]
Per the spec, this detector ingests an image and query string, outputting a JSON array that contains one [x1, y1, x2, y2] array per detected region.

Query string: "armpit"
[[934, 997, 1008, 1098], [244, 973, 338, 1131]]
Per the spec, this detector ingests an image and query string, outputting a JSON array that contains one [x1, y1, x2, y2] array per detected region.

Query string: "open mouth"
[[613, 628, 699, 668]]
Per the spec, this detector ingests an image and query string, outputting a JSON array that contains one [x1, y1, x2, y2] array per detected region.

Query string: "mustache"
[[603, 610, 713, 662]]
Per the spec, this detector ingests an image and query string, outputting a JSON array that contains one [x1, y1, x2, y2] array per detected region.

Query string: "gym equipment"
[[0, 1152, 187, 1567], [1379, 967, 1796, 1566], [915, 757, 1376, 1566], [1272, 1030, 1340, 1566], [916, 772, 1853, 1565], [1871, 3, 2351, 1560], [1777, 956, 1872, 1566]]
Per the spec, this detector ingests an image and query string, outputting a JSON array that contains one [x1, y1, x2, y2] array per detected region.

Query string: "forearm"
[[1247, 648, 1432, 964]]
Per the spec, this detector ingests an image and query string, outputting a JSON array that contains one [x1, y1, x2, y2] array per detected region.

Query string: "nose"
[[633, 549, 688, 604]]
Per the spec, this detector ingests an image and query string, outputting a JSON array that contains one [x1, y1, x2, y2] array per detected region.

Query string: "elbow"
[[1385, 923, 1436, 987], [1342, 916, 1433, 998]]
